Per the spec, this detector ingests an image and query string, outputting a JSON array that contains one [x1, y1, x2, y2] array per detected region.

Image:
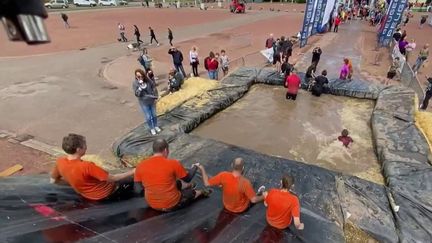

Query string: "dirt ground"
[[0, 139, 54, 175]]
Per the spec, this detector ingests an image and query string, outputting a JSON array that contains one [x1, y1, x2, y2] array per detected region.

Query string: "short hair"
[[232, 158, 244, 171], [342, 129, 349, 136], [62, 134, 86, 154], [221, 49, 225, 53], [322, 70, 327, 76], [281, 175, 294, 189], [153, 138, 169, 153]]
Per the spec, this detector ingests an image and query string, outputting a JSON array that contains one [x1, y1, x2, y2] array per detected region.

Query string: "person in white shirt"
[[189, 46, 199, 77]]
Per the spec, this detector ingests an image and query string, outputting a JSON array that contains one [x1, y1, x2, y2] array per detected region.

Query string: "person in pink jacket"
[[339, 58, 350, 80]]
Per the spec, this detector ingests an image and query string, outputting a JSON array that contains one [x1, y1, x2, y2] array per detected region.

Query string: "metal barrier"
[[389, 40, 424, 102]]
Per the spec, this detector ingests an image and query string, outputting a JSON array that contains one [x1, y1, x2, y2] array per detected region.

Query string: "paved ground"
[[0, 6, 304, 165]]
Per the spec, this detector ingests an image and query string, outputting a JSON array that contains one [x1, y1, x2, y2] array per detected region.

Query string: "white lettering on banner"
[[379, 0, 407, 46], [300, 0, 317, 47]]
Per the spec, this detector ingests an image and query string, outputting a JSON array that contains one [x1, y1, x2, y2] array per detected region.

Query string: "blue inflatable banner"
[[300, 0, 317, 48], [378, 0, 407, 46], [312, 0, 327, 35]]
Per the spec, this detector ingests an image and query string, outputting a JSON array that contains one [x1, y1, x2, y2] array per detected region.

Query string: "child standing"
[[338, 129, 354, 148], [220, 50, 229, 77]]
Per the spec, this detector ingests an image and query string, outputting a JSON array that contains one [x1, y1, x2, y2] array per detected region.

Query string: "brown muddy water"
[[192, 85, 383, 184]]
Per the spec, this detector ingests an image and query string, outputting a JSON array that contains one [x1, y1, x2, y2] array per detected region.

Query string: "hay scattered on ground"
[[415, 110, 432, 155], [344, 222, 378, 243], [157, 77, 219, 115]]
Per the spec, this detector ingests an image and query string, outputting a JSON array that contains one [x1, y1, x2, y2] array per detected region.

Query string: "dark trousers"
[[334, 25, 339, 32], [191, 62, 199, 77], [286, 92, 297, 100], [150, 35, 159, 44], [175, 63, 187, 78], [120, 32, 127, 42], [421, 91, 432, 110], [169, 38, 173, 46]]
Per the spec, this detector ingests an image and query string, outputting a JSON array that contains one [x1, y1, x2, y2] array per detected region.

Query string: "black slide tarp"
[[3, 67, 431, 242]]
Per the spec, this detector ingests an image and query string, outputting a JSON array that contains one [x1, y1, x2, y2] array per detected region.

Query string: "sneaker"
[[201, 188, 213, 198], [150, 129, 157, 135], [155, 126, 162, 133], [157, 43, 160, 46]]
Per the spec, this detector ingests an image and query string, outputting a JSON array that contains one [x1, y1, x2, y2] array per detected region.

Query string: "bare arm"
[[197, 164, 210, 187], [107, 169, 135, 183], [250, 195, 264, 204], [293, 217, 304, 230], [263, 191, 268, 207]]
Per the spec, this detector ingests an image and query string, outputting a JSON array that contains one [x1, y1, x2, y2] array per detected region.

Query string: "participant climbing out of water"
[[338, 129, 354, 148], [311, 46, 322, 66], [263, 175, 304, 230], [134, 139, 210, 212], [50, 134, 135, 201], [196, 158, 265, 213], [305, 63, 316, 89], [339, 58, 350, 80], [311, 70, 329, 97], [285, 70, 301, 101]]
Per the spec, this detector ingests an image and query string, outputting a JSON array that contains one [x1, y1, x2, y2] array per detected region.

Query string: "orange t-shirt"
[[265, 189, 300, 229], [134, 155, 187, 210], [208, 172, 256, 213], [51, 157, 116, 200]]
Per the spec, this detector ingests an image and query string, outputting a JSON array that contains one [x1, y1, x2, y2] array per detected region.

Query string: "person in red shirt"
[[334, 16, 341, 32], [265, 33, 274, 49], [196, 158, 265, 213], [134, 138, 211, 211], [50, 134, 135, 201], [263, 175, 304, 230], [338, 129, 354, 148], [204, 51, 219, 80], [285, 70, 301, 101]]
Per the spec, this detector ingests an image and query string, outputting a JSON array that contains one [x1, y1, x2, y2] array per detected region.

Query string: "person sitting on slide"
[[263, 175, 304, 231], [311, 70, 329, 97], [196, 158, 265, 213], [134, 139, 210, 212], [50, 134, 135, 201]]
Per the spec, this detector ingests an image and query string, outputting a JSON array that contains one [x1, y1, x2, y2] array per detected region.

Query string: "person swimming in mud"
[[338, 129, 354, 148]]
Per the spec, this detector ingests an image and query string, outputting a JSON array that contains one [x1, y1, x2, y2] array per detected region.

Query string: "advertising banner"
[[312, 0, 328, 34], [300, 0, 317, 48], [378, 0, 408, 46]]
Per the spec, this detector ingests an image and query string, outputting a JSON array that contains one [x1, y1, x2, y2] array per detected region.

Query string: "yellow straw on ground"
[[157, 77, 219, 115]]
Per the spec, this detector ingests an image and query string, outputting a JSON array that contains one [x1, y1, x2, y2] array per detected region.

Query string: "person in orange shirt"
[[134, 138, 211, 211], [263, 175, 304, 230], [50, 134, 135, 201], [196, 158, 264, 213]]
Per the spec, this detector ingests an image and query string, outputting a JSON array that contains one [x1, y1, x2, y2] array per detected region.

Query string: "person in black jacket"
[[168, 28, 174, 46], [168, 47, 187, 77], [149, 27, 160, 46], [311, 70, 329, 97], [132, 69, 160, 136], [420, 76, 432, 110], [311, 47, 322, 66], [134, 25, 143, 46], [61, 13, 70, 29]]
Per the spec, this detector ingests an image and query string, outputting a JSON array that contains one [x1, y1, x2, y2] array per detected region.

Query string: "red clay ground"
[[0, 139, 54, 175], [0, 8, 242, 57]]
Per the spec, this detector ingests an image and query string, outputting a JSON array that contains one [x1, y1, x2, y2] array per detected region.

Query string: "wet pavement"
[[193, 85, 381, 179]]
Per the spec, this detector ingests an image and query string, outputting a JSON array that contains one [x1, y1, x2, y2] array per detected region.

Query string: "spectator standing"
[[419, 15, 428, 29], [168, 47, 187, 78], [134, 25, 143, 46], [168, 28, 174, 46], [118, 22, 127, 42], [189, 46, 199, 77], [392, 28, 402, 42], [205, 52, 219, 80], [220, 50, 229, 77], [413, 44, 430, 73], [132, 69, 161, 136], [138, 48, 152, 71], [420, 76, 432, 110], [265, 34, 274, 49], [61, 13, 70, 29], [405, 39, 416, 62], [334, 16, 341, 32], [398, 36, 409, 55], [149, 27, 160, 46]]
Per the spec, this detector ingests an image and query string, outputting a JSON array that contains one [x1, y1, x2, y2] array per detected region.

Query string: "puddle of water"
[[193, 85, 381, 181]]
